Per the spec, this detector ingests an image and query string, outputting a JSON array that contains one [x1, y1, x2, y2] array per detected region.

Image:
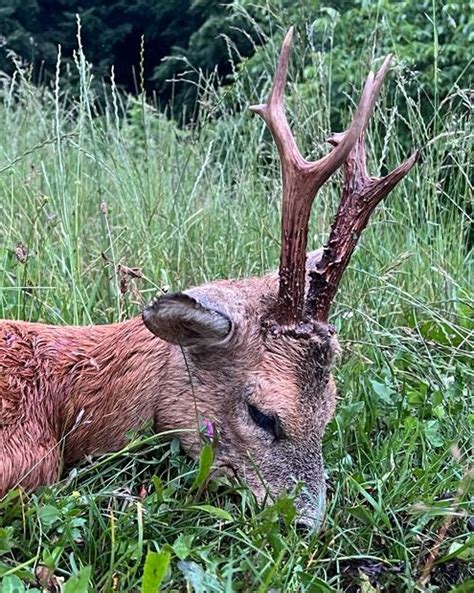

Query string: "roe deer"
[[0, 29, 418, 527]]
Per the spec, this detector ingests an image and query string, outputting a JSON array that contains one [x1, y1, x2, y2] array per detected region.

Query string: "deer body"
[[0, 275, 308, 488], [0, 316, 165, 490], [0, 30, 417, 528]]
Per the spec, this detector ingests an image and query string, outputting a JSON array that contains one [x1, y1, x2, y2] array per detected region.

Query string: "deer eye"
[[248, 404, 280, 438]]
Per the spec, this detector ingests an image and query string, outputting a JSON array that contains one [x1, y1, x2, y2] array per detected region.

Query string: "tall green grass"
[[0, 20, 472, 593]]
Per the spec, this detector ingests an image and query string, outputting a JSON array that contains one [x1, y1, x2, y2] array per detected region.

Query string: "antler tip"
[[249, 103, 266, 116], [399, 148, 421, 172], [408, 148, 422, 167], [279, 27, 294, 61], [284, 26, 294, 44], [375, 54, 393, 84]]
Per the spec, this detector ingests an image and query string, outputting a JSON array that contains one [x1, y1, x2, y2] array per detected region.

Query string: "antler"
[[251, 28, 418, 325], [306, 136, 419, 321]]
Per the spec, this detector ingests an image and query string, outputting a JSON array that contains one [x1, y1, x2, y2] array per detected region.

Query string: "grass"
[[0, 20, 472, 593]]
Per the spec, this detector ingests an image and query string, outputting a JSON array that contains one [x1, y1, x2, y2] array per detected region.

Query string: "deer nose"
[[294, 509, 322, 533], [295, 487, 326, 533], [295, 519, 313, 533]]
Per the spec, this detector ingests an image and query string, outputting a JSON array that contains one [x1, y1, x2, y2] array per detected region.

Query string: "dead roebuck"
[[0, 29, 418, 527]]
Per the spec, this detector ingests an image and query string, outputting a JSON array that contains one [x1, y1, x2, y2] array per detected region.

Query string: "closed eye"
[[248, 403, 281, 439]]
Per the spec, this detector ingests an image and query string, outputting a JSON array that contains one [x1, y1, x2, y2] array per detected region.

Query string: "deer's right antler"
[[251, 28, 418, 326]]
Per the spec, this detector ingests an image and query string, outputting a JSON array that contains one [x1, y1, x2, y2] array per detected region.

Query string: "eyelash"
[[248, 404, 280, 439]]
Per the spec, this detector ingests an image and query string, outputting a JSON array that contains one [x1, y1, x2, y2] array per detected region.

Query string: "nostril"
[[295, 520, 312, 533], [294, 505, 324, 534]]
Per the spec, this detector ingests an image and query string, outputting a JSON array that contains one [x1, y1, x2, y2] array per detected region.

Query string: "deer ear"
[[142, 293, 233, 348]]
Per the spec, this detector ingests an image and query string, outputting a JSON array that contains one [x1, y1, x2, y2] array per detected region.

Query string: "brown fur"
[[0, 253, 338, 527]]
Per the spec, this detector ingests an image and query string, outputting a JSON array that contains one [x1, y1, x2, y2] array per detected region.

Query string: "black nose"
[[295, 520, 312, 534]]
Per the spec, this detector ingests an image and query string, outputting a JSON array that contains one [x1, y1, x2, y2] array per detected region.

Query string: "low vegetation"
[[0, 11, 472, 593]]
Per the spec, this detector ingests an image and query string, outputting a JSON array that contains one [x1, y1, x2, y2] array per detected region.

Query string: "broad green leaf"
[[152, 476, 163, 497], [432, 390, 443, 408], [188, 504, 233, 522], [37, 505, 62, 529], [0, 575, 27, 593], [445, 538, 474, 561], [370, 380, 394, 404], [172, 534, 192, 561], [141, 550, 171, 593], [191, 444, 214, 490], [425, 420, 444, 448], [63, 566, 91, 593]]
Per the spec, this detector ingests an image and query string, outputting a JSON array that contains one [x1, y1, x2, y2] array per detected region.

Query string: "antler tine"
[[306, 127, 420, 321], [323, 54, 393, 181], [250, 30, 403, 325], [317, 54, 393, 178], [250, 27, 304, 169]]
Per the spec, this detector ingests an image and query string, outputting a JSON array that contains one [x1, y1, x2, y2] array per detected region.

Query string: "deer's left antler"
[[306, 134, 419, 321]]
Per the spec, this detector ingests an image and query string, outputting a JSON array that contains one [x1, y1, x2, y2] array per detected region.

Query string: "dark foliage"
[[0, 0, 257, 118], [0, 0, 471, 123]]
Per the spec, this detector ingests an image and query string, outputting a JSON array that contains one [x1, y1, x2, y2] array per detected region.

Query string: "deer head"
[[142, 29, 418, 529]]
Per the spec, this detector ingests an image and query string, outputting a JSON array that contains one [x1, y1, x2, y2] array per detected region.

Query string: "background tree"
[[0, 0, 259, 118], [0, 0, 471, 124]]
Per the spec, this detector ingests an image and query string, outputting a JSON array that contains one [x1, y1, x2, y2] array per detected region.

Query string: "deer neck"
[[56, 316, 171, 463]]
